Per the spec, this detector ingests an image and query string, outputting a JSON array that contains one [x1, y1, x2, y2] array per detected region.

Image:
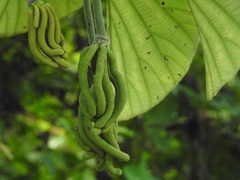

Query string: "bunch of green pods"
[[28, 1, 68, 68], [76, 42, 129, 176]]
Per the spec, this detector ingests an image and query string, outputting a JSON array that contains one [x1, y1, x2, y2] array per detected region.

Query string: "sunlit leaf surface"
[[108, 0, 199, 120], [188, 0, 240, 100]]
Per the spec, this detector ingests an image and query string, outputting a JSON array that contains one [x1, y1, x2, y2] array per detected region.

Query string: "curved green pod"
[[103, 125, 120, 150], [43, 4, 62, 49], [78, 43, 99, 117], [28, 10, 59, 68], [104, 50, 128, 128], [93, 43, 107, 117], [44, 3, 61, 44], [77, 107, 104, 158], [87, 127, 130, 162], [105, 155, 122, 176], [52, 56, 69, 68], [37, 5, 64, 56], [75, 125, 91, 152], [33, 4, 40, 28], [94, 57, 115, 128]]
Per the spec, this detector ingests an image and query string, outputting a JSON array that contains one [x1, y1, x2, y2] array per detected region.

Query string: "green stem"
[[26, 0, 41, 7], [92, 0, 109, 43], [83, 0, 95, 44]]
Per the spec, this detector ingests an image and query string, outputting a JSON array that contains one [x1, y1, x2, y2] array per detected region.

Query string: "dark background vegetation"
[[1, 8, 240, 180]]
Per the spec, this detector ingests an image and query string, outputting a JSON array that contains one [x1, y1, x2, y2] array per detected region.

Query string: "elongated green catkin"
[[52, 56, 69, 68], [103, 125, 120, 150], [33, 4, 40, 28], [94, 58, 115, 128], [75, 126, 91, 152], [45, 3, 61, 44], [43, 4, 61, 49], [78, 47, 90, 75], [105, 155, 122, 176], [38, 5, 64, 56], [87, 127, 130, 162], [78, 43, 99, 117], [112, 121, 118, 139], [78, 47, 91, 117], [104, 50, 128, 128], [78, 92, 90, 119], [28, 10, 59, 68], [78, 107, 104, 158], [93, 44, 107, 117]]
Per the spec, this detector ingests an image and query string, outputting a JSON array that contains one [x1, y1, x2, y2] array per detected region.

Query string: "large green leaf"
[[107, 0, 199, 121], [188, 0, 240, 100], [0, 0, 82, 37]]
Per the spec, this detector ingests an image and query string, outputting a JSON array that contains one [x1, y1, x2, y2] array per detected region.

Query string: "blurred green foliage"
[[1, 8, 240, 180]]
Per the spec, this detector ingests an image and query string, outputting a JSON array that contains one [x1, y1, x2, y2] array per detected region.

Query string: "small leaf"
[[0, 0, 83, 37], [188, 0, 240, 100], [108, 0, 199, 121]]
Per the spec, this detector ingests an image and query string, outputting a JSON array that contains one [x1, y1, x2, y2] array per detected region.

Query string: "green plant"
[[28, 1, 68, 68], [1, 0, 240, 177]]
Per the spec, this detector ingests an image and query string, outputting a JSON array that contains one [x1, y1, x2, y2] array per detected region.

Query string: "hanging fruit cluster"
[[28, 1, 68, 68], [76, 42, 129, 176]]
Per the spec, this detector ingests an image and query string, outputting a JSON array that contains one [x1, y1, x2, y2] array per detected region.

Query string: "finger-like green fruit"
[[38, 5, 64, 56], [75, 126, 91, 152], [78, 107, 104, 158], [105, 155, 122, 176], [33, 4, 40, 28], [78, 47, 90, 78], [52, 56, 69, 68], [45, 3, 61, 44], [103, 125, 120, 150], [78, 92, 91, 122], [112, 121, 118, 139], [94, 56, 115, 128], [43, 4, 61, 49], [87, 127, 130, 162], [93, 44, 107, 117], [105, 50, 128, 128], [78, 43, 99, 117]]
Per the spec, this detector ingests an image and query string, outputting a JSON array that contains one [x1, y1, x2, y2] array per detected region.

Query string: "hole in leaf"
[[164, 55, 169, 61], [146, 34, 151, 40]]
